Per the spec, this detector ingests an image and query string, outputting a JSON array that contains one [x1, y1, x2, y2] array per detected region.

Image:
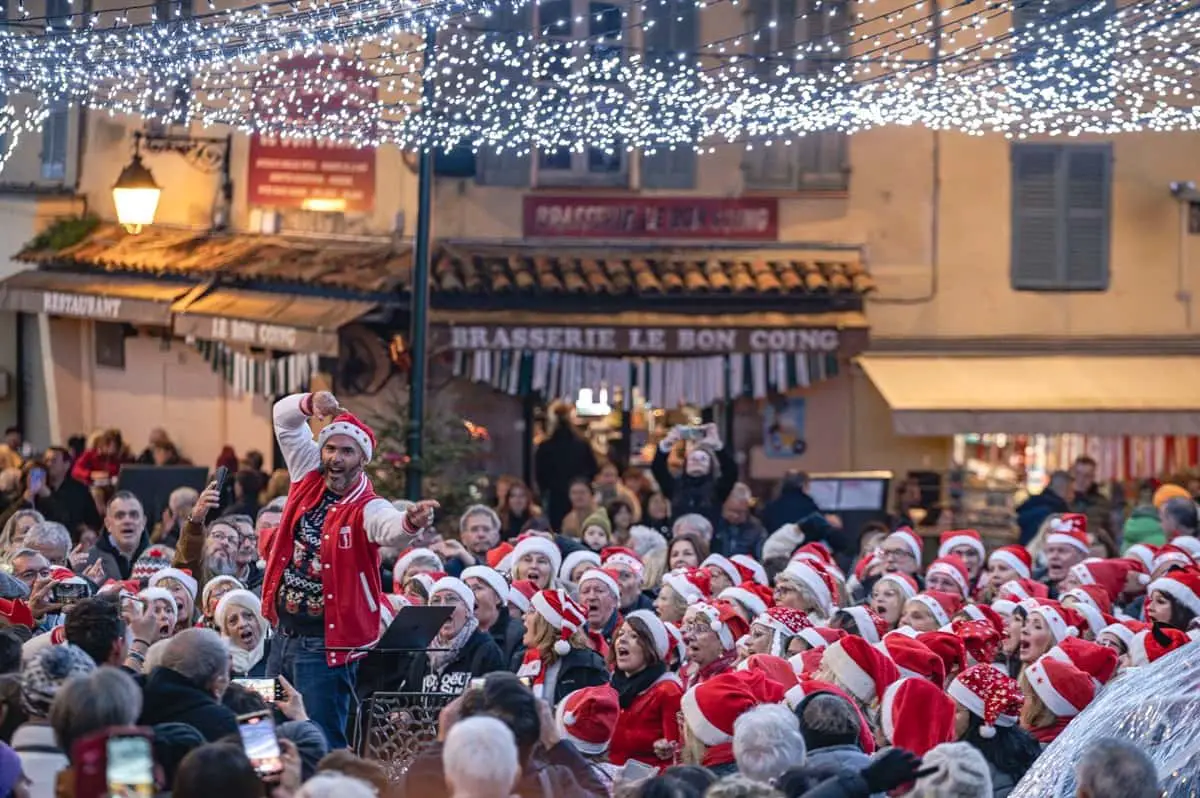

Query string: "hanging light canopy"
[[111, 152, 161, 234]]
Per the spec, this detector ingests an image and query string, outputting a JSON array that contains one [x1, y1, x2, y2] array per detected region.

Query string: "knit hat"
[[131, 545, 175, 583], [939, 529, 985, 562], [1046, 514, 1090, 554], [988, 545, 1032, 580], [662, 568, 712, 606], [1022, 599, 1082, 643], [624, 609, 670, 659], [948, 664, 1023, 738], [1153, 483, 1192, 508], [511, 535, 563, 578], [795, 626, 847, 652], [1045, 637, 1119, 686], [580, 508, 612, 539], [753, 606, 813, 657], [21, 643, 96, 716], [558, 550, 601, 585], [486, 542, 514, 570], [881, 677, 958, 757], [148, 567, 197, 600], [508, 580, 538, 613], [997, 578, 1049, 603], [779, 560, 837, 614], [960, 604, 1004, 635], [821, 635, 900, 704], [918, 630, 965, 678], [951, 618, 1002, 666], [913, 743, 994, 798], [926, 555, 971, 596], [690, 601, 750, 650], [730, 555, 769, 586], [840, 606, 888, 645], [461, 565, 510, 604], [601, 546, 644, 579], [1069, 560, 1131, 602], [909, 591, 964, 628], [201, 575, 244, 616], [531, 588, 587, 655], [578, 567, 621, 600], [1097, 619, 1148, 649], [877, 572, 919, 601], [1024, 657, 1094, 718], [680, 670, 786, 747], [719, 582, 774, 619], [1148, 569, 1200, 617], [317, 411, 376, 462], [428, 576, 476, 613], [556, 685, 619, 755], [878, 634, 945, 685], [702, 554, 741, 587], [1129, 624, 1191, 665]]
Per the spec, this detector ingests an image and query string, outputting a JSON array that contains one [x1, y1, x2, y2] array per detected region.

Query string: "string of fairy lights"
[[0, 0, 1199, 168]]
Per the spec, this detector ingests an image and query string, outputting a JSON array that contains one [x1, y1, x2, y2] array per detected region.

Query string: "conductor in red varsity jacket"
[[263, 390, 438, 749]]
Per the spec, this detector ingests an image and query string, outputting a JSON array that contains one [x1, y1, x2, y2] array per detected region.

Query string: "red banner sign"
[[523, 196, 779, 240], [246, 57, 377, 213]]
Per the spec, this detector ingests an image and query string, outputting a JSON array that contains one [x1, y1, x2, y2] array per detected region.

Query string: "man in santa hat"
[[262, 390, 438, 750]]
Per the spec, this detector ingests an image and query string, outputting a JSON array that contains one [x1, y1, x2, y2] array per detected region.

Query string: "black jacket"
[[489, 611, 525, 667], [85, 530, 151, 583], [652, 446, 739, 530], [550, 647, 610, 706], [139, 667, 239, 743], [35, 477, 102, 540], [763, 484, 822, 533], [404, 628, 506, 694], [534, 429, 598, 530], [404, 738, 607, 798]]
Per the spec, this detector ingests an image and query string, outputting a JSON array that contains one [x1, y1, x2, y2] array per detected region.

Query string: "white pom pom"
[[563, 711, 576, 725], [711, 620, 723, 633], [1066, 626, 1079, 637], [554, 639, 571, 656], [1139, 574, 1151, 586], [980, 724, 997, 739], [257, 559, 266, 571]]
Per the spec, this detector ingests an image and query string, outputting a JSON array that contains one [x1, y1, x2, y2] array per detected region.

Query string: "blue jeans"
[[267, 633, 358, 750]]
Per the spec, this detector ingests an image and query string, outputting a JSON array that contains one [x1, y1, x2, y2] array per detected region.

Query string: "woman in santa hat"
[[878, 677, 958, 757], [774, 560, 837, 622], [680, 601, 748, 689], [746, 606, 812, 658], [678, 670, 785, 775], [870, 572, 918, 630], [984, 546, 1033, 601], [213, 589, 272, 678], [518, 588, 609, 706], [392, 548, 443, 594], [947, 664, 1042, 797], [1018, 656, 1095, 747], [1145, 568, 1200, 630], [607, 611, 683, 769], [405, 577, 505, 695], [1018, 601, 1084, 669], [510, 535, 562, 591], [148, 568, 198, 635], [899, 591, 964, 633], [655, 569, 711, 625], [810, 635, 899, 717]]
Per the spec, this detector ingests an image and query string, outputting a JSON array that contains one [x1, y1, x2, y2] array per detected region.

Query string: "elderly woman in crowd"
[[405, 577, 504, 694], [392, 548, 444, 597], [13, 644, 95, 798], [214, 589, 272, 678], [148, 568, 198, 635], [200, 575, 244, 628], [0, 510, 43, 558], [509, 537, 561, 592]]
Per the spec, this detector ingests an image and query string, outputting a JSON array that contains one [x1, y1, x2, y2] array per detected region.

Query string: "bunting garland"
[[193, 339, 319, 397]]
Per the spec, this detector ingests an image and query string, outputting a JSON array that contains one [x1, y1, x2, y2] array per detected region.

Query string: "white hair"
[[908, 742, 992, 798], [1075, 738, 1160, 798], [23, 522, 72, 557], [673, 513, 713, 543], [443, 716, 520, 798], [144, 639, 172, 672], [295, 773, 377, 798], [168, 487, 199, 514], [733, 704, 806, 784]]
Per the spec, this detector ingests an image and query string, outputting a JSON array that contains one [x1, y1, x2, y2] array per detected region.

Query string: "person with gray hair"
[[733, 704, 807, 784], [796, 693, 872, 779], [1075, 738, 1160, 798], [49, 667, 142, 759], [22, 522, 71, 567], [139, 628, 238, 742], [1160, 497, 1199, 539], [443, 715, 520, 798], [673, 513, 713, 545], [434, 505, 501, 572], [295, 772, 376, 798], [157, 487, 200, 547], [906, 742, 992, 798]]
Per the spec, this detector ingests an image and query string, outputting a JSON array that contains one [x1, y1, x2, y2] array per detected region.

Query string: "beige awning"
[[0, 270, 191, 325], [858, 354, 1200, 436]]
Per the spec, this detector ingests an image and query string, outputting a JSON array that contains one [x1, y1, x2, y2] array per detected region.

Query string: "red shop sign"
[[524, 196, 779, 241]]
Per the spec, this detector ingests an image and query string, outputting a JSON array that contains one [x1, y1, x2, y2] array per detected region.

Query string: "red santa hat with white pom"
[[531, 589, 587, 655], [317, 411, 376, 462]]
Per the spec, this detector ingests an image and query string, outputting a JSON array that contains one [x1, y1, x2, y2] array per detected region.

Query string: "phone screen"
[[106, 735, 154, 798], [28, 467, 45, 493], [238, 712, 283, 779], [233, 678, 278, 703]]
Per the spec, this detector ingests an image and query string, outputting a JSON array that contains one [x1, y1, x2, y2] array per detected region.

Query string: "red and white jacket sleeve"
[[363, 499, 422, 547], [273, 393, 321, 482]]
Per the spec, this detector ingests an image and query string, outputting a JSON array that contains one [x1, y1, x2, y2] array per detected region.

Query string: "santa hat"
[[878, 634, 945, 685], [926, 555, 971, 596], [0, 598, 34, 630], [531, 589, 587, 655], [1047, 514, 1090, 554], [148, 568, 198, 600], [1022, 600, 1082, 643], [853, 553, 880, 584], [779, 560, 837, 614], [822, 635, 900, 704], [1044, 637, 1119, 686], [701, 554, 741, 587], [429, 576, 475, 613], [407, 571, 444, 598], [951, 618, 1002, 666], [997, 579, 1049, 603], [1129, 624, 1192, 665], [393, 548, 442, 590], [990, 598, 1018, 619], [680, 670, 786, 747], [559, 550, 601, 585], [876, 572, 919, 601], [719, 582, 774, 619], [201, 575, 244, 615], [796, 626, 847, 652], [486, 542, 514, 570], [508, 580, 538, 613], [1152, 544, 1195, 575], [1148, 569, 1200, 617], [578, 568, 621, 600], [948, 664, 1023, 738], [624, 610, 670, 660], [1069, 560, 1131, 603], [318, 411, 376, 462], [939, 529, 985, 563], [737, 653, 799, 688], [1061, 586, 1112, 636], [601, 546, 644, 579], [1024, 657, 1094, 718], [881, 677, 958, 757], [461, 565, 510, 604], [664, 621, 687, 665], [840, 606, 888, 645], [961, 604, 1004, 636], [1171, 536, 1200, 560], [1098, 619, 1148, 649], [918, 631, 965, 679], [131, 546, 175, 583], [556, 686, 619, 755], [662, 568, 712, 606], [1124, 544, 1159, 573], [910, 591, 964, 628], [884, 527, 923, 563], [753, 606, 813, 656], [792, 541, 836, 566], [691, 601, 749, 651], [730, 555, 769, 586], [139, 587, 178, 620], [988, 546, 1032, 581], [511, 535, 563, 578]]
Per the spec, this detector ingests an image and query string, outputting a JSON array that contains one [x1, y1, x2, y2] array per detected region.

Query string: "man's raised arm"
[[273, 393, 322, 481]]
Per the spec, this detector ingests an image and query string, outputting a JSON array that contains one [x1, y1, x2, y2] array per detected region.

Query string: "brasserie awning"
[[0, 270, 191, 326], [858, 354, 1200, 436]]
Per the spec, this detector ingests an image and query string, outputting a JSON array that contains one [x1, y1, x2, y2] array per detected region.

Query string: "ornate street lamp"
[[111, 151, 161, 234]]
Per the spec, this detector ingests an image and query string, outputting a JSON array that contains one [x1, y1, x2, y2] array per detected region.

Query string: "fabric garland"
[[192, 340, 319, 398]]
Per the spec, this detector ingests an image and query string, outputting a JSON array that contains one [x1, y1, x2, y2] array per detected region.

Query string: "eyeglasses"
[[431, 594, 463, 607], [881, 547, 915, 561], [17, 568, 50, 582], [208, 529, 238, 545], [680, 623, 712, 636]]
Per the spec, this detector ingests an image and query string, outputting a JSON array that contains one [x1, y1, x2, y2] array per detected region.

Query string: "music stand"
[[376, 606, 454, 652]]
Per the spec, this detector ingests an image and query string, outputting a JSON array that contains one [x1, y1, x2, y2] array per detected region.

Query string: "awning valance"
[[171, 288, 376, 356], [0, 270, 190, 325], [858, 354, 1200, 436]]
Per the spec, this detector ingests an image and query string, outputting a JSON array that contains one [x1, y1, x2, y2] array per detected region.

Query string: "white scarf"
[[230, 632, 267, 675]]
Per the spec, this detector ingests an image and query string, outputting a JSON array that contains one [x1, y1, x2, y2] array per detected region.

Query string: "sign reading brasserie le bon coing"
[[447, 325, 842, 354]]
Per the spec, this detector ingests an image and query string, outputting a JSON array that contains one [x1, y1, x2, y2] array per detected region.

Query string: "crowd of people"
[[0, 396, 1190, 798]]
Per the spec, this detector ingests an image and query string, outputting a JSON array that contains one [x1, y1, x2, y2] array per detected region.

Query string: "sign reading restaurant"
[[447, 324, 842, 354], [524, 196, 779, 241]]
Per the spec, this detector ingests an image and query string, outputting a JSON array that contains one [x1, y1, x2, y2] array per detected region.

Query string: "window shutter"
[[641, 0, 697, 189], [477, 2, 532, 186], [41, 107, 69, 180], [1010, 145, 1062, 289], [1063, 146, 1111, 290]]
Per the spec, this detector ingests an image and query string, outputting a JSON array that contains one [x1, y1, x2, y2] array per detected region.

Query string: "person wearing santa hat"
[[870, 572, 918, 630], [462, 565, 524, 666], [678, 670, 785, 775], [681, 601, 748, 689], [951, 618, 1003, 668], [602, 547, 654, 615], [213, 589, 272, 677], [510, 535, 561, 591], [556, 685, 622, 786], [1042, 514, 1091, 597], [1019, 657, 1095, 746], [718, 582, 774, 625], [747, 606, 812, 658], [147, 568, 198, 635], [558, 550, 601, 597], [519, 588, 609, 705], [260, 390, 436, 749], [1043, 636, 1118, 686], [608, 611, 684, 769], [1146, 568, 1200, 630], [812, 635, 900, 710], [986, 545, 1033, 597], [1060, 584, 1114, 640], [880, 527, 923, 578], [139, 586, 179, 644], [656, 568, 712, 624], [392, 548, 443, 594], [879, 633, 945, 686], [946, 664, 1041, 793], [899, 591, 964, 633], [1128, 623, 1192, 666], [402, 577, 504, 695], [1018, 600, 1083, 666], [830, 605, 888, 645], [925, 555, 972, 598], [775, 560, 837, 621], [880, 677, 958, 757], [507, 579, 538, 621], [918, 630, 966, 687], [1095, 619, 1148, 665], [577, 568, 623, 654], [939, 529, 987, 585]]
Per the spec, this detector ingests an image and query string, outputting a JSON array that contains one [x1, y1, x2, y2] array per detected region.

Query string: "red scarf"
[[701, 743, 735, 770], [586, 628, 610, 660], [1029, 717, 1072, 745], [683, 650, 735, 691]]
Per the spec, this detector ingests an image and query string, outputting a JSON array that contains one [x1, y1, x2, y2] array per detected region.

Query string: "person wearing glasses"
[[879, 527, 925, 582], [404, 576, 504, 695]]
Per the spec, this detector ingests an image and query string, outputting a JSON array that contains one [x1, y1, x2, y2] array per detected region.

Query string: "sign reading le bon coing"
[[449, 325, 841, 354]]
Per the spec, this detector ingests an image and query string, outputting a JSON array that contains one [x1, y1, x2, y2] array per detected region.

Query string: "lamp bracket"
[[134, 130, 229, 174]]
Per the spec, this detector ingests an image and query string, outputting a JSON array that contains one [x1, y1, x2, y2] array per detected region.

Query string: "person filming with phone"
[[261, 390, 439, 751], [5, 448, 101, 544], [651, 424, 738, 532]]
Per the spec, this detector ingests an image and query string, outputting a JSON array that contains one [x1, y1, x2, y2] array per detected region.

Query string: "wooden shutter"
[[1062, 146, 1111, 290], [476, 2, 532, 186], [641, 0, 698, 189], [1010, 145, 1063, 289]]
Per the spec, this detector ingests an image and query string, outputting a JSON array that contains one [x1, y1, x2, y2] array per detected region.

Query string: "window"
[[742, 0, 850, 191], [40, 104, 68, 180], [94, 322, 126, 370], [46, 0, 70, 28], [1010, 143, 1111, 291], [640, 0, 699, 189]]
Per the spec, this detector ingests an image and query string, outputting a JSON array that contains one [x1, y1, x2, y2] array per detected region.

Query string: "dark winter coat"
[[139, 667, 239, 743], [712, 516, 768, 559], [550, 647, 611, 706], [651, 446, 738, 530], [535, 429, 598, 530], [85, 530, 150, 583], [33, 476, 102, 540], [763, 484, 822, 533], [489, 610, 526, 667], [404, 628, 506, 695], [1015, 489, 1069, 545]]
